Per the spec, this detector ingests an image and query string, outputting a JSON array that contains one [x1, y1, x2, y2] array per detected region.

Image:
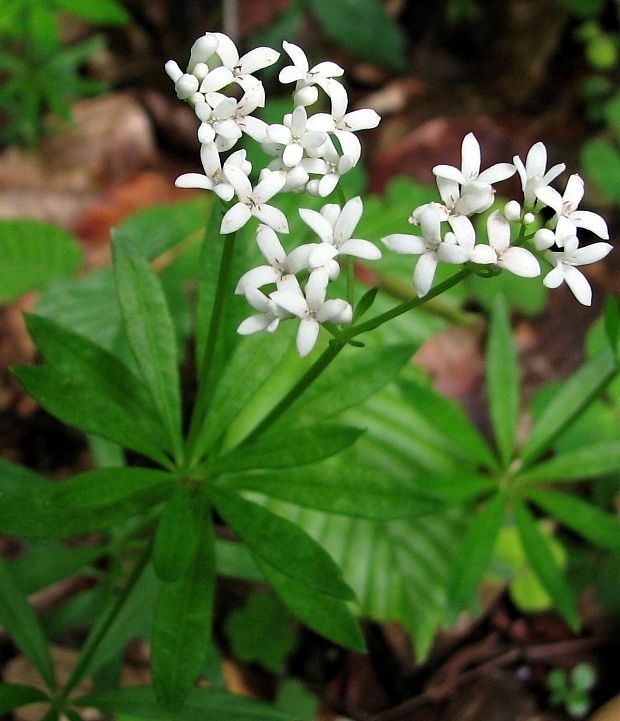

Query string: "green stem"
[[241, 339, 346, 445], [55, 542, 152, 709], [347, 268, 471, 339], [335, 184, 355, 304], [185, 225, 237, 465]]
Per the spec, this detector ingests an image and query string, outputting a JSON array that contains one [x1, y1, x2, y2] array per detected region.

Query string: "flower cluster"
[[166, 32, 382, 355], [383, 135, 612, 305]]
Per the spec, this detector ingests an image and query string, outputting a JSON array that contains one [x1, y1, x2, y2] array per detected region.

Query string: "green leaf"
[[75, 686, 294, 721], [208, 486, 353, 601], [0, 459, 47, 493], [224, 592, 295, 672], [527, 488, 620, 551], [212, 424, 363, 474], [486, 294, 519, 466], [151, 503, 216, 711], [220, 459, 442, 519], [0, 219, 81, 302], [53, 0, 129, 24], [0, 684, 48, 715], [257, 559, 366, 652], [153, 485, 199, 582], [273, 343, 416, 429], [514, 501, 579, 629], [582, 138, 620, 202], [516, 440, 620, 483], [446, 492, 506, 623], [398, 378, 498, 470], [0, 469, 172, 539], [307, 0, 407, 71], [0, 557, 55, 690], [112, 235, 183, 458], [520, 347, 618, 467]]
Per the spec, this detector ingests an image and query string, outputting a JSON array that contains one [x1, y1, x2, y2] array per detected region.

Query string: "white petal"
[[469, 244, 497, 265], [297, 318, 320, 356], [254, 225, 284, 266], [317, 174, 339, 197], [555, 215, 577, 247], [309, 242, 339, 269], [333, 130, 361, 162], [302, 131, 327, 149], [286, 243, 314, 273], [563, 265, 592, 305], [334, 196, 363, 245], [238, 315, 273, 335], [535, 185, 563, 213], [253, 171, 286, 204], [461, 133, 481, 179], [283, 142, 304, 168], [271, 289, 308, 317], [311, 61, 344, 77], [477, 162, 516, 185], [418, 205, 442, 246], [237, 115, 268, 142], [526, 142, 547, 176], [413, 252, 438, 297], [252, 204, 289, 234], [572, 242, 613, 265], [317, 299, 350, 323], [435, 177, 460, 209], [306, 113, 336, 132], [213, 32, 239, 68], [455, 188, 494, 216], [225, 165, 252, 201], [432, 164, 465, 184], [294, 85, 318, 107], [200, 141, 221, 176], [383, 233, 426, 255], [221, 203, 252, 234], [214, 118, 242, 141], [305, 268, 329, 309], [200, 66, 234, 92], [238, 47, 280, 74], [447, 215, 475, 251], [197, 123, 216, 144], [214, 183, 235, 202], [343, 108, 381, 131], [564, 174, 584, 207], [279, 66, 305, 84], [543, 263, 565, 289], [498, 247, 540, 277], [326, 80, 348, 118], [487, 211, 511, 253], [320, 203, 340, 226], [438, 243, 469, 264], [299, 208, 334, 244], [541, 162, 566, 186], [235, 75, 265, 113], [175, 173, 213, 190], [570, 210, 609, 239], [339, 238, 381, 260], [513, 155, 527, 189], [282, 41, 309, 71], [235, 265, 280, 293], [268, 124, 292, 146]]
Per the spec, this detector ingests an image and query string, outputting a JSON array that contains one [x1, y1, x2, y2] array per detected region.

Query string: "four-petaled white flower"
[[536, 173, 609, 240], [543, 234, 613, 306], [469, 211, 540, 277], [299, 197, 382, 269], [279, 41, 344, 107], [433, 132, 516, 216], [513, 142, 565, 206], [221, 167, 288, 234], [271, 270, 353, 356], [267, 106, 327, 168], [383, 203, 473, 297], [175, 145, 249, 201], [237, 285, 292, 335]]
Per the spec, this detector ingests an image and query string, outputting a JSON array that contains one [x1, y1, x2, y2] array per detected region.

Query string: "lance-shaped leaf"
[[53, 0, 129, 24], [151, 503, 216, 711], [527, 488, 620, 552], [75, 685, 294, 721], [514, 501, 579, 630], [257, 559, 366, 652], [219, 460, 443, 519], [0, 558, 56, 690], [272, 343, 416, 430], [520, 347, 618, 467], [516, 440, 620, 484], [0, 469, 173, 539], [445, 491, 506, 623], [0, 684, 48, 716], [208, 487, 353, 601], [210, 425, 363, 474], [13, 365, 170, 467], [486, 294, 519, 467], [153, 485, 199, 582], [112, 235, 183, 458]]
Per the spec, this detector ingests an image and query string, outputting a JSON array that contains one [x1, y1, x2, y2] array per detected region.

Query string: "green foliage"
[[0, 220, 82, 302], [548, 663, 596, 718], [224, 592, 296, 672]]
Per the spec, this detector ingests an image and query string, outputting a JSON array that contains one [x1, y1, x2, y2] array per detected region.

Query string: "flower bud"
[[189, 35, 218, 70], [533, 228, 555, 250], [504, 200, 521, 222], [193, 62, 209, 82], [164, 60, 183, 83], [523, 212, 535, 225], [175, 73, 200, 99]]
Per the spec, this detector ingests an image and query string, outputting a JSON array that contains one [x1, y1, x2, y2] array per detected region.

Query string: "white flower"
[[235, 225, 317, 293], [267, 106, 327, 168], [544, 234, 613, 306], [221, 167, 288, 234], [536, 174, 609, 240], [305, 137, 357, 197], [271, 270, 352, 356], [469, 211, 540, 277], [196, 97, 242, 148], [299, 197, 382, 268], [513, 142, 565, 206], [432, 132, 516, 216], [237, 286, 291, 335], [383, 203, 473, 297], [187, 34, 219, 72], [279, 41, 344, 106], [175, 144, 249, 201]]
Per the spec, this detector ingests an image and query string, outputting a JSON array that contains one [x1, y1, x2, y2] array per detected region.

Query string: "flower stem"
[[346, 268, 471, 339], [241, 339, 346, 445]]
